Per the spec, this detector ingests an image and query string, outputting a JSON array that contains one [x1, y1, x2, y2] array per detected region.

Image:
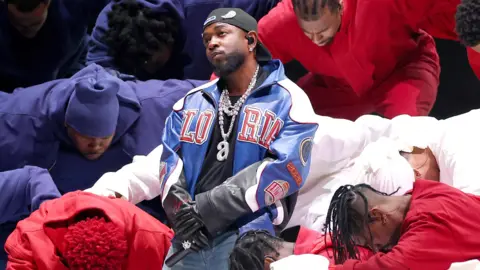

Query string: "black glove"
[[173, 201, 210, 252]]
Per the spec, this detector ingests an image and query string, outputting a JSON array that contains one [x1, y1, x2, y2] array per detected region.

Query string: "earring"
[[249, 47, 253, 52]]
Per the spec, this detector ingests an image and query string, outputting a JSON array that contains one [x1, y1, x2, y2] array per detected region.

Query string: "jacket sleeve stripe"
[[277, 79, 318, 124], [244, 160, 270, 212], [161, 158, 184, 203], [272, 200, 284, 225]]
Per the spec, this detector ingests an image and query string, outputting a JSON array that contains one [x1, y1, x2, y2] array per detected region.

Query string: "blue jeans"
[[162, 232, 237, 270]]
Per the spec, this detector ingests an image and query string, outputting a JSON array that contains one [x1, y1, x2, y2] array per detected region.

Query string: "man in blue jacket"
[[87, 0, 281, 80], [0, 0, 109, 92], [0, 64, 205, 220], [160, 8, 318, 269], [0, 166, 61, 268]]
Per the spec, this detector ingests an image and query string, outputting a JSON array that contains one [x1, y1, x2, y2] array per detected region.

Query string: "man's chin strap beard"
[[213, 67, 233, 78], [213, 52, 246, 78]]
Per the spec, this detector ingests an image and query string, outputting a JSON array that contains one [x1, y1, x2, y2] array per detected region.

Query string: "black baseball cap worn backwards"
[[203, 8, 272, 62]]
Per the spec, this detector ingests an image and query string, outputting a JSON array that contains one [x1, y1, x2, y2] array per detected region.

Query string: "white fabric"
[[302, 110, 480, 230], [355, 114, 438, 151], [277, 79, 319, 123], [349, 137, 415, 194], [85, 145, 164, 204], [359, 110, 480, 195], [429, 109, 480, 195], [287, 114, 400, 229], [270, 254, 329, 270], [303, 137, 415, 231], [449, 260, 480, 270]]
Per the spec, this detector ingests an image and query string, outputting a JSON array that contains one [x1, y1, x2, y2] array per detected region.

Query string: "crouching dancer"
[[5, 192, 173, 269]]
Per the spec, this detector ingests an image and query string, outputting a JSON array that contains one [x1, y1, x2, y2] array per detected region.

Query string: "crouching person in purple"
[[0, 166, 61, 268], [159, 8, 318, 269], [0, 64, 205, 221]]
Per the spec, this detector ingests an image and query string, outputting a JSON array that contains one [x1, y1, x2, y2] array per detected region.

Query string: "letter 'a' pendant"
[[217, 141, 229, 161]]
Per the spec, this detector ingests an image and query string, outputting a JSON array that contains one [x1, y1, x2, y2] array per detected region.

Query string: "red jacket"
[[417, 0, 480, 79], [294, 227, 373, 267], [334, 180, 480, 269], [258, 0, 439, 96], [5, 191, 174, 270]]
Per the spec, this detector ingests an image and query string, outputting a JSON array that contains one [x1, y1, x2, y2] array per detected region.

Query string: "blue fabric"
[[0, 166, 60, 270], [0, 166, 61, 224], [0, 64, 206, 220], [162, 231, 237, 270], [0, 0, 109, 92], [66, 77, 120, 137], [237, 211, 275, 237], [87, 0, 281, 80]]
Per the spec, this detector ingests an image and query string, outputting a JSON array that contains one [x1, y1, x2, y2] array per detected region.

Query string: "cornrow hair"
[[104, 0, 179, 76], [456, 0, 480, 47], [229, 230, 284, 270], [5, 0, 48, 12], [292, 0, 342, 21], [323, 184, 398, 264]]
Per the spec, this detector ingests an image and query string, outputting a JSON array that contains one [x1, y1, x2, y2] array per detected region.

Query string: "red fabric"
[[333, 180, 480, 269], [258, 0, 440, 120], [62, 217, 128, 269], [5, 191, 174, 270], [419, 11, 458, 41], [294, 227, 374, 266], [416, 0, 480, 80], [467, 48, 480, 79]]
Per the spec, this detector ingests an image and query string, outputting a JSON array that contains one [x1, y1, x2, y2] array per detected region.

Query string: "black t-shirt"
[[194, 67, 270, 195]]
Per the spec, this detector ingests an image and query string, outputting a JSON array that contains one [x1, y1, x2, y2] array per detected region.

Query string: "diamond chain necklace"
[[216, 65, 260, 161]]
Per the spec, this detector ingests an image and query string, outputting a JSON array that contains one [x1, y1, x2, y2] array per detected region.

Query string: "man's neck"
[[224, 60, 258, 96], [391, 194, 412, 222]]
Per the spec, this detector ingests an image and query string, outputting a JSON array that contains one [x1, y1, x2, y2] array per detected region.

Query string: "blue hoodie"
[[0, 0, 109, 93], [0, 64, 205, 219], [0, 166, 61, 269], [87, 0, 281, 80]]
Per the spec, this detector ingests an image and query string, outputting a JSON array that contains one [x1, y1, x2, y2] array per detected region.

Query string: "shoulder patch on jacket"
[[173, 79, 219, 111], [277, 79, 317, 123]]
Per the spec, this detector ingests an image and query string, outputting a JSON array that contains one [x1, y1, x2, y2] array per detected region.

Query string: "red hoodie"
[[294, 227, 374, 267], [333, 180, 480, 269], [258, 0, 440, 120], [5, 191, 173, 270]]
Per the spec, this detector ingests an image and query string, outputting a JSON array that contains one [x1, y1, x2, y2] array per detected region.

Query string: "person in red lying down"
[[228, 228, 373, 270], [4, 191, 173, 270], [257, 0, 440, 120], [323, 180, 480, 269]]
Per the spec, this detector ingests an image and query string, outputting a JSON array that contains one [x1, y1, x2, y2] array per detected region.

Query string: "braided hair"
[[456, 0, 480, 47], [5, 0, 48, 12], [229, 230, 284, 270], [292, 0, 342, 21], [324, 184, 398, 264], [104, 0, 179, 76]]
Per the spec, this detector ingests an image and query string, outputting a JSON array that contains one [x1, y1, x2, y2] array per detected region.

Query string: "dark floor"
[[430, 38, 480, 119]]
